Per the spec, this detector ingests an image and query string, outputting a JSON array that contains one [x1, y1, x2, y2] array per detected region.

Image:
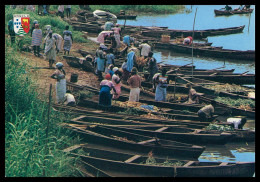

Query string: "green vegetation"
[[141, 156, 185, 167], [89, 5, 186, 14], [204, 83, 254, 93], [215, 97, 255, 111], [5, 5, 90, 45], [5, 8, 86, 175], [117, 107, 139, 116], [205, 124, 234, 132]]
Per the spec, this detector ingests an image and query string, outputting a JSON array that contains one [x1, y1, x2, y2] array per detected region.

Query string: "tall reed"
[[5, 33, 83, 177]]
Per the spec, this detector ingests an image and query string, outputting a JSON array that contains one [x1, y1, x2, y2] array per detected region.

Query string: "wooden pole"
[[43, 83, 52, 176], [191, 8, 198, 78], [248, 12, 251, 32]]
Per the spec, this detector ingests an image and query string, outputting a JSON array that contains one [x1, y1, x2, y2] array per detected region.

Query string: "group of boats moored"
[[58, 7, 255, 177]]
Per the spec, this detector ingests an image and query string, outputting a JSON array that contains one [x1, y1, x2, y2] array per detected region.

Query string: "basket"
[[161, 35, 170, 43]]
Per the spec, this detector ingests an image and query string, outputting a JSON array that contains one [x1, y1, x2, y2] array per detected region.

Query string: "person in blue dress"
[[96, 45, 107, 81]]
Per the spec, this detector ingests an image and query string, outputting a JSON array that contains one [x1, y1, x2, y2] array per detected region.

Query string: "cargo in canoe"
[[66, 144, 255, 177], [84, 122, 234, 145], [64, 123, 206, 159]]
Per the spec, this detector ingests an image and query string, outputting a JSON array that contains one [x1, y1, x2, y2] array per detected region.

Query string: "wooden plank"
[[71, 115, 87, 122], [219, 162, 228, 166], [124, 155, 141, 163], [183, 161, 195, 167], [155, 127, 169, 132], [63, 144, 83, 153], [137, 138, 156, 144]]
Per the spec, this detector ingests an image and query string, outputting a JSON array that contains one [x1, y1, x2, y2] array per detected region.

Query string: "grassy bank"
[[89, 5, 186, 14], [5, 6, 87, 176], [5, 5, 90, 43]]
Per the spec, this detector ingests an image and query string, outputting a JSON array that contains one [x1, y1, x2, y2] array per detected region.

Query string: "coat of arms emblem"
[[13, 14, 30, 36]]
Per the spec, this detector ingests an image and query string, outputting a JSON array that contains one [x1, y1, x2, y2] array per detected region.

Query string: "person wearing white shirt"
[[63, 90, 76, 106]]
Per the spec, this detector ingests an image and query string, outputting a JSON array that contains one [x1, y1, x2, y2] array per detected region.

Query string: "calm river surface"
[[118, 5, 255, 176]]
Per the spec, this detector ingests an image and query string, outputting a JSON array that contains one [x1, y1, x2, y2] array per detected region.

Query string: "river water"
[[117, 5, 255, 176]]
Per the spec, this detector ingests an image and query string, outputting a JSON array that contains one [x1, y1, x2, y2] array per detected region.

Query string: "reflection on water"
[[199, 142, 255, 163]]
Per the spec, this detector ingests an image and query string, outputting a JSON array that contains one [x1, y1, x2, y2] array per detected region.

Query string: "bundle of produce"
[[113, 101, 159, 112], [215, 97, 255, 111], [136, 56, 147, 67], [204, 123, 234, 132], [204, 83, 254, 94]]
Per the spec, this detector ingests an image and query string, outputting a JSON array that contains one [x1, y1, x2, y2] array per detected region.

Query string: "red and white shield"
[[21, 17, 30, 34]]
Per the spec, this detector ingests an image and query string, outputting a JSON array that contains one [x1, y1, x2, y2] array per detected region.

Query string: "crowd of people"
[[7, 5, 220, 123]]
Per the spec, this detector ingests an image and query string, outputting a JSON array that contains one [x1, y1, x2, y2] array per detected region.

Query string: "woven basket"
[[161, 35, 170, 43]]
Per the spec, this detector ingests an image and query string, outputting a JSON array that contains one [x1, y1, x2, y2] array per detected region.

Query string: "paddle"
[[240, 71, 250, 75]]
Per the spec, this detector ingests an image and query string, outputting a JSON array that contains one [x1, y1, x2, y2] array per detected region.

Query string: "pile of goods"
[[113, 101, 159, 112], [204, 123, 234, 132], [215, 97, 255, 111], [204, 83, 254, 94], [136, 56, 147, 67]]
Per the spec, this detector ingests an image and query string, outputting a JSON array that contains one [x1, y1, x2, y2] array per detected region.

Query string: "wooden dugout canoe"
[[67, 144, 255, 177], [214, 9, 254, 16], [141, 25, 246, 39], [116, 14, 137, 20], [70, 114, 254, 142], [53, 104, 211, 130], [154, 41, 255, 61], [64, 123, 206, 159], [83, 122, 234, 145]]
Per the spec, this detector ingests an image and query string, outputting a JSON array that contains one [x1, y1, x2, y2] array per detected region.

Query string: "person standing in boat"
[[197, 100, 217, 122], [225, 5, 232, 11], [63, 90, 76, 106], [186, 83, 200, 104], [96, 44, 107, 81], [128, 67, 142, 102], [153, 68, 169, 102], [111, 67, 122, 99], [147, 51, 158, 82], [139, 40, 151, 59], [63, 25, 73, 55], [51, 62, 66, 104], [99, 74, 117, 109], [183, 36, 193, 45], [44, 32, 56, 68]]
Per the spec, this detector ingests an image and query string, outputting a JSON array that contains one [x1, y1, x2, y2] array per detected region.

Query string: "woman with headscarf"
[[31, 24, 42, 57], [63, 25, 73, 55], [153, 68, 169, 102], [104, 49, 115, 74], [99, 74, 117, 108], [111, 67, 122, 99], [51, 62, 66, 104], [30, 20, 38, 36], [52, 33, 63, 54], [111, 24, 121, 48], [122, 50, 137, 82], [95, 44, 107, 81], [44, 32, 56, 68]]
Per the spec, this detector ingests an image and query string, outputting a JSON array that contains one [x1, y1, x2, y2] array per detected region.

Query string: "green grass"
[[89, 5, 185, 14], [5, 5, 91, 45], [5, 30, 84, 177]]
